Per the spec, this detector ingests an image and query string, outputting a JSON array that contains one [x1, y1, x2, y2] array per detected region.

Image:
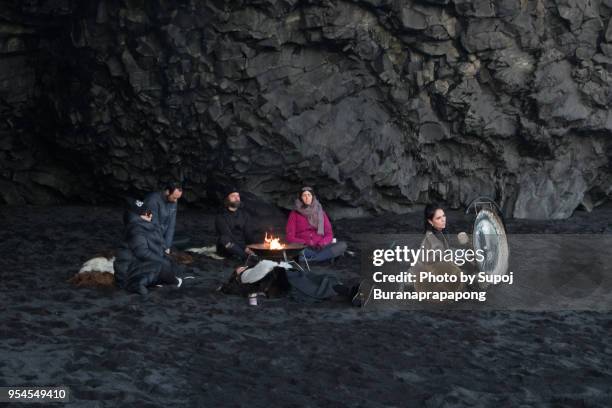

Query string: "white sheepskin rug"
[[79, 256, 116, 274]]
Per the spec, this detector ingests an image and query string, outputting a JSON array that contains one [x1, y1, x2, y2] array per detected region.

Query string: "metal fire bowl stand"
[[247, 243, 305, 263]]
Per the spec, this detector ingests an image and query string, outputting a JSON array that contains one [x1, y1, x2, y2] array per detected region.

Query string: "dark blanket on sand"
[[286, 268, 340, 302], [1, 206, 612, 406]]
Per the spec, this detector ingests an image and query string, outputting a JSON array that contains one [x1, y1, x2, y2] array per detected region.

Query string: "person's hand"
[[236, 266, 248, 275], [245, 247, 255, 256], [457, 232, 469, 245]]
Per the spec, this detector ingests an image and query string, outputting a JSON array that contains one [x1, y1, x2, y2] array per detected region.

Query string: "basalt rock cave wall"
[[1, 0, 611, 218]]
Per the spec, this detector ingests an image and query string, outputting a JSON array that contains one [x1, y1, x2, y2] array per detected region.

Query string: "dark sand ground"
[[1, 205, 611, 407]]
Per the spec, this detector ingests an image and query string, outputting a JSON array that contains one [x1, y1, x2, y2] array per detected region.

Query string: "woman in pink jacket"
[[286, 186, 347, 263]]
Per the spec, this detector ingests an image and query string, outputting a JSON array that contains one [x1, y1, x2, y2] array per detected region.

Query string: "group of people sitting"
[[215, 185, 347, 264], [113, 183, 350, 299], [112, 180, 461, 304]]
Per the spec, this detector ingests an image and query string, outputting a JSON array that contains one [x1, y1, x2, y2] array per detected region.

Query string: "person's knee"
[[331, 241, 347, 257], [135, 276, 150, 295], [302, 248, 318, 261]]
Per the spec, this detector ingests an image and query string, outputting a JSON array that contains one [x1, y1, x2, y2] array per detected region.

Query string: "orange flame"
[[264, 232, 285, 250]]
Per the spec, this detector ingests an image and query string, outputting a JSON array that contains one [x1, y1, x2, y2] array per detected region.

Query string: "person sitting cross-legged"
[[285, 186, 347, 264], [215, 186, 258, 261]]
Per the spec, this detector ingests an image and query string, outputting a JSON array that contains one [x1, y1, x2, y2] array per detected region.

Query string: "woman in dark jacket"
[[402, 204, 448, 288], [114, 199, 184, 295], [405, 203, 472, 294], [422, 202, 451, 251]]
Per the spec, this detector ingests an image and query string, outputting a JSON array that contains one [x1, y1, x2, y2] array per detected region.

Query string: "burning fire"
[[264, 232, 285, 250]]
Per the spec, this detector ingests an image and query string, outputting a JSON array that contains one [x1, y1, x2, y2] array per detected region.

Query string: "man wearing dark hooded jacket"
[[215, 186, 258, 261], [144, 182, 183, 253], [114, 198, 185, 295]]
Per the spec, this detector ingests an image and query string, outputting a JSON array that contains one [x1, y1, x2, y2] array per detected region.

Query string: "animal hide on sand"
[[78, 256, 115, 274], [68, 271, 115, 288], [70, 254, 116, 288]]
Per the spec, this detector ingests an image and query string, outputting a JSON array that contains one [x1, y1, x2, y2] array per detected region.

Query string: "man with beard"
[[215, 186, 257, 261], [144, 182, 183, 254]]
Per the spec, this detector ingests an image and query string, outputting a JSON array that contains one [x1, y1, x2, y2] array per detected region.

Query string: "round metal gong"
[[473, 209, 510, 289]]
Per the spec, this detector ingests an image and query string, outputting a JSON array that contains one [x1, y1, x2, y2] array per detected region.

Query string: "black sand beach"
[[1, 206, 612, 407]]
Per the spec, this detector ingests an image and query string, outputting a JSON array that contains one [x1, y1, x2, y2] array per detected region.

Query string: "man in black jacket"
[[215, 186, 258, 261], [144, 182, 183, 254], [114, 198, 186, 295]]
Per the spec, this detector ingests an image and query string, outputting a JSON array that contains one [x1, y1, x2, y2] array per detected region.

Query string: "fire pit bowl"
[[247, 243, 305, 262]]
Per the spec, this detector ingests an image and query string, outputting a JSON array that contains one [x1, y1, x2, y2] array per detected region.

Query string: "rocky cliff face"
[[1, 0, 611, 218]]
